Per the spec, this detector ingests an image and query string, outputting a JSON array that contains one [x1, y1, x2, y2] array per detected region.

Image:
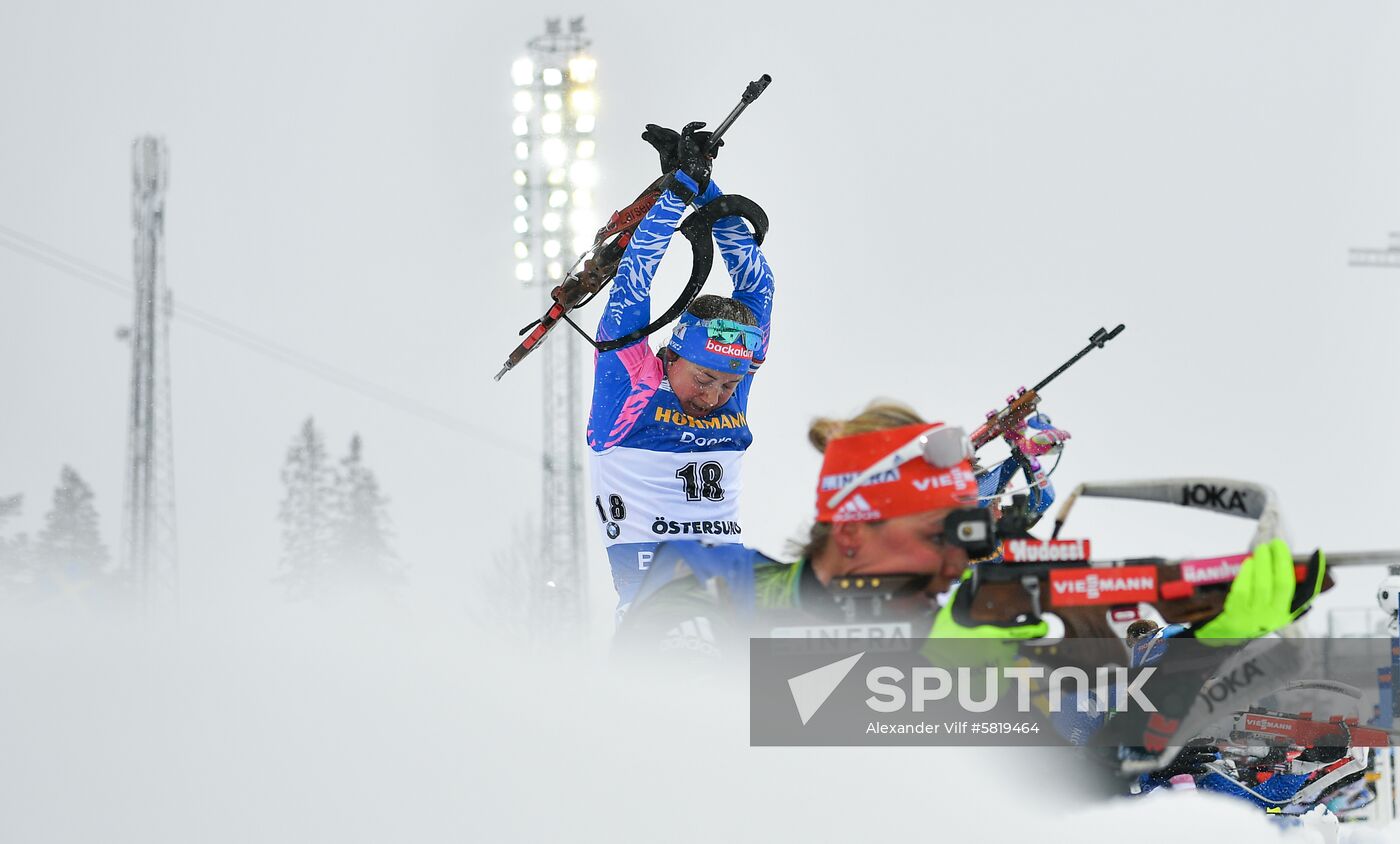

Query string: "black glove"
[[641, 124, 681, 173], [1150, 738, 1220, 781], [641, 121, 721, 198]]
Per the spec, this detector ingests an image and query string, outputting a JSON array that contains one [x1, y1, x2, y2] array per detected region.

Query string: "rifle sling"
[[583, 194, 769, 353]]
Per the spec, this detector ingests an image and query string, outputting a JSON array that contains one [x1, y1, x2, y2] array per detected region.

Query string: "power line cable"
[[0, 223, 534, 456]]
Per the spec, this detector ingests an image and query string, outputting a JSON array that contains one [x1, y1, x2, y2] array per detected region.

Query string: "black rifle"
[[495, 75, 773, 381]]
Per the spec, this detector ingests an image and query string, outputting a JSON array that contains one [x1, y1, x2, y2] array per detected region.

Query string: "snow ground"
[[3, 607, 1396, 843]]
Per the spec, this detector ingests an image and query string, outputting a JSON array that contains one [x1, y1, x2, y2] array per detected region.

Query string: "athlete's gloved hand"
[[641, 124, 680, 173], [1193, 539, 1326, 645], [1140, 738, 1221, 788], [641, 122, 723, 177], [676, 122, 718, 189], [647, 122, 720, 202]]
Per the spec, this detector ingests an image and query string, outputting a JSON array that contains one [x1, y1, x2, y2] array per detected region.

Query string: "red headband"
[[814, 423, 978, 523]]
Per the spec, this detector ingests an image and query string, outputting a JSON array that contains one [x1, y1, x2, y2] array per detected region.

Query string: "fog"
[[0, 608, 1333, 842], [4, 0, 1400, 839]]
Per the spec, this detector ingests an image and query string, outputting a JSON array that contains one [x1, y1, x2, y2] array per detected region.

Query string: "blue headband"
[[667, 313, 761, 374]]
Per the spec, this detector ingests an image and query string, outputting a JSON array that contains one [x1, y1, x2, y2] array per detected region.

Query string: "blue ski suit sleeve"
[[694, 180, 775, 375], [587, 188, 689, 451], [594, 189, 689, 349]]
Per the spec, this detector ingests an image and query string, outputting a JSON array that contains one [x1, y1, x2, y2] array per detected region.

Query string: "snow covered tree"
[[327, 434, 401, 594], [278, 421, 402, 601], [36, 466, 109, 580], [0, 493, 32, 592], [0, 494, 20, 529], [277, 417, 335, 599]]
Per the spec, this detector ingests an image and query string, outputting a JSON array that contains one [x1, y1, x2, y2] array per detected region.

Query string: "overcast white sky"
[[3, 1, 1399, 623], [7, 3, 1400, 840]]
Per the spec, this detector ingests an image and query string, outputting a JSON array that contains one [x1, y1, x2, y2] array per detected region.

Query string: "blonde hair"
[[792, 400, 927, 561], [807, 400, 925, 452]]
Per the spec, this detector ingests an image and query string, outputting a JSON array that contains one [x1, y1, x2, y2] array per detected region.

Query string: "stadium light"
[[512, 29, 597, 285], [568, 56, 596, 84], [512, 19, 598, 639]]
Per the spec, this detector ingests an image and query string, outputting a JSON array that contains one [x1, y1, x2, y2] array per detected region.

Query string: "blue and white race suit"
[[587, 179, 775, 610]]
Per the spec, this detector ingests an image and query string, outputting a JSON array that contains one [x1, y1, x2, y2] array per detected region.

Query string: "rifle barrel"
[[1031, 323, 1125, 393], [707, 74, 772, 153]]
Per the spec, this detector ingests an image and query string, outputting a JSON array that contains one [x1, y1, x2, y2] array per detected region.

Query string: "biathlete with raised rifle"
[[588, 122, 774, 617]]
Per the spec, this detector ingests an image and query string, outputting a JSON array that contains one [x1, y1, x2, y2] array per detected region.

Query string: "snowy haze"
[[2, 0, 1400, 840]]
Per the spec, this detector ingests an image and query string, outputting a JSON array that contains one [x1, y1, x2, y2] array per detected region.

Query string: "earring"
[[844, 548, 855, 558]]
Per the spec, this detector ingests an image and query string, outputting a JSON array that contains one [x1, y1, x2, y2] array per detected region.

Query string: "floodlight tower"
[[124, 135, 179, 615], [510, 18, 599, 637], [1348, 232, 1400, 268]]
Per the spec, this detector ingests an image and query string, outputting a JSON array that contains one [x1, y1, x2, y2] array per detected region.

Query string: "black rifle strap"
[[566, 195, 768, 353]]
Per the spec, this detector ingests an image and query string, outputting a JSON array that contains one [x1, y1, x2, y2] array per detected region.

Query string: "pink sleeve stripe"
[[601, 348, 662, 448], [616, 342, 659, 386]]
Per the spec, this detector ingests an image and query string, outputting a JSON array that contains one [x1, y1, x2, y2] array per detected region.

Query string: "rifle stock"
[[963, 550, 1357, 634], [970, 389, 1040, 450]]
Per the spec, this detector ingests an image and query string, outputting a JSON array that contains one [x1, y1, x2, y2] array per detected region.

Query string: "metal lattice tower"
[[123, 135, 179, 614], [1349, 231, 1400, 268], [510, 19, 599, 637]]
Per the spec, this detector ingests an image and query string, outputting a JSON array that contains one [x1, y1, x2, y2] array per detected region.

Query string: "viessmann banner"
[[749, 637, 1394, 747]]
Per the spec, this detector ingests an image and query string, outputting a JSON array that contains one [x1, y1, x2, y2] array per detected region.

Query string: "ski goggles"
[[667, 313, 762, 374], [704, 318, 762, 349], [815, 423, 980, 523]]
